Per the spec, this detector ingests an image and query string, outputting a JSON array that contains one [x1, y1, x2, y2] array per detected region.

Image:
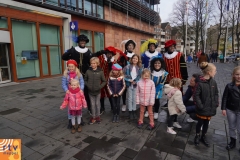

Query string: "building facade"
[[0, 0, 160, 83]]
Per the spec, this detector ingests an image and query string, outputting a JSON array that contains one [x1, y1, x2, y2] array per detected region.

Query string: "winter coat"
[[221, 82, 240, 112], [193, 77, 219, 116], [164, 84, 186, 115], [107, 76, 126, 96], [197, 55, 207, 64], [123, 64, 143, 88], [150, 70, 168, 99], [136, 79, 156, 106], [60, 90, 87, 111], [84, 67, 106, 96], [62, 72, 84, 92], [182, 85, 194, 105]]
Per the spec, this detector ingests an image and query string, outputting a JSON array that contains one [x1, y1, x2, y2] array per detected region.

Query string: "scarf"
[[69, 71, 77, 80], [69, 87, 80, 94]]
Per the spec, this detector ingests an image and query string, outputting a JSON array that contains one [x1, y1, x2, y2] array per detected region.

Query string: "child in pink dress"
[[60, 79, 87, 134]]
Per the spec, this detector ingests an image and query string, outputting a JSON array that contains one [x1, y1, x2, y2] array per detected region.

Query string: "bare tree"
[[169, 0, 188, 49], [236, 1, 240, 53]]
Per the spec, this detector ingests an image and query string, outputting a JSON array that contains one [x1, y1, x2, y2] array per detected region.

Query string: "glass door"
[[0, 43, 11, 83]]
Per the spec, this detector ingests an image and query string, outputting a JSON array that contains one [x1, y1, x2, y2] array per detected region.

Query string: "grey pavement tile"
[[82, 136, 99, 143], [24, 135, 57, 151], [144, 140, 158, 149], [156, 143, 183, 157], [116, 155, 132, 160], [73, 140, 90, 150], [105, 123, 135, 139], [108, 137, 122, 144], [210, 133, 228, 147], [80, 124, 108, 138], [100, 134, 113, 141], [39, 145, 80, 160], [120, 148, 138, 159], [213, 145, 229, 160], [17, 116, 49, 129], [184, 140, 213, 158], [38, 140, 65, 155], [24, 152, 44, 160], [160, 152, 167, 159], [59, 132, 89, 146], [22, 145, 35, 158], [74, 151, 102, 160], [165, 154, 181, 160], [118, 128, 149, 151], [214, 129, 227, 136], [181, 151, 212, 160], [172, 136, 187, 150], [83, 139, 126, 160], [68, 157, 79, 160], [134, 146, 162, 160]]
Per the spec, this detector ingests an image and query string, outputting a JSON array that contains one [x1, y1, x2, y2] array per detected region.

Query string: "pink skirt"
[[69, 110, 82, 116]]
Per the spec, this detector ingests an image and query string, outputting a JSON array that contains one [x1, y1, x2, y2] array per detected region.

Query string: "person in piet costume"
[[62, 34, 103, 126], [149, 56, 168, 120], [140, 39, 162, 68], [98, 46, 126, 114], [163, 40, 188, 86], [117, 39, 136, 112]]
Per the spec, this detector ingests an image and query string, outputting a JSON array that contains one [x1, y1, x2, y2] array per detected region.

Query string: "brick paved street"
[[0, 62, 240, 160]]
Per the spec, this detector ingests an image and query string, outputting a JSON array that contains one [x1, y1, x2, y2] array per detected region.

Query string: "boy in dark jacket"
[[84, 57, 106, 124]]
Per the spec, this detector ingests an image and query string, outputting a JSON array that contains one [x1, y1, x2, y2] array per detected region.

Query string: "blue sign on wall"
[[70, 21, 78, 31]]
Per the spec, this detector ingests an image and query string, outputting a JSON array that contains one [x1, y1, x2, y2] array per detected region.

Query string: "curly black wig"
[[148, 43, 158, 49], [125, 40, 136, 51], [77, 34, 89, 43], [150, 57, 166, 73]]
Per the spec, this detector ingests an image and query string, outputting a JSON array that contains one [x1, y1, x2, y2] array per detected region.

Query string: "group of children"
[[59, 34, 240, 152]]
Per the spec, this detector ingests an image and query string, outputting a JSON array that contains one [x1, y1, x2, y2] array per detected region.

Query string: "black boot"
[[129, 111, 133, 120], [226, 137, 236, 150], [116, 115, 120, 123], [133, 111, 137, 119], [200, 134, 210, 147], [67, 119, 72, 129], [112, 115, 116, 123], [80, 118, 85, 126], [194, 134, 200, 146]]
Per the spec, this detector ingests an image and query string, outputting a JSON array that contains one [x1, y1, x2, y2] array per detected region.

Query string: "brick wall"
[[104, 7, 154, 33]]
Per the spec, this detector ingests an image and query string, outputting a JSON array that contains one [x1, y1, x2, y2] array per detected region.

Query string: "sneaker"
[[154, 112, 158, 120], [122, 105, 126, 112], [144, 111, 149, 118], [95, 117, 101, 124], [89, 118, 96, 125], [147, 124, 155, 130], [137, 121, 143, 129], [167, 127, 176, 134], [173, 122, 182, 128], [187, 118, 195, 123]]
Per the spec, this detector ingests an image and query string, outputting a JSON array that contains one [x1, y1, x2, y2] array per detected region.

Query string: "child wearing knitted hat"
[[107, 64, 126, 123], [62, 59, 85, 129]]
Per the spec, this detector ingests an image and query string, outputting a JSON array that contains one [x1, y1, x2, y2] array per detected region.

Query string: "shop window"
[[66, 0, 77, 11], [11, 20, 40, 79], [0, 17, 8, 29], [45, 0, 58, 5], [97, 0, 103, 18], [80, 30, 92, 52], [40, 24, 62, 75], [84, 0, 92, 15], [94, 32, 104, 52]]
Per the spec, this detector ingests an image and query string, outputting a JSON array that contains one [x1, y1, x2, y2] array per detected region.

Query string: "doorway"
[[0, 43, 11, 83]]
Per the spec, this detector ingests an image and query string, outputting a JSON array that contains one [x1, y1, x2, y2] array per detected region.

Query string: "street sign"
[[69, 21, 78, 31]]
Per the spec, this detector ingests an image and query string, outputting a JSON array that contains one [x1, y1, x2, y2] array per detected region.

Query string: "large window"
[[40, 24, 62, 75], [66, 0, 77, 11], [94, 32, 104, 52], [12, 20, 40, 79], [0, 17, 8, 29]]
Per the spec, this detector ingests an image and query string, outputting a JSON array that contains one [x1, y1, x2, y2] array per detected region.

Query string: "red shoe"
[[147, 124, 155, 130], [89, 117, 96, 125], [137, 121, 143, 129], [95, 117, 101, 124]]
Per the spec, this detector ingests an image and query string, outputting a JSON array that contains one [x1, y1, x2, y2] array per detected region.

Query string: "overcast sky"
[[159, 0, 178, 23]]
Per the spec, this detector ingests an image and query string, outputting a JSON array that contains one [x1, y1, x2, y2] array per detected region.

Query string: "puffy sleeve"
[[80, 91, 87, 108], [150, 82, 156, 105], [193, 83, 203, 110], [62, 47, 73, 61], [62, 76, 68, 92], [174, 91, 186, 113], [118, 77, 126, 96], [60, 93, 69, 109], [79, 75, 84, 90], [221, 84, 229, 110], [136, 81, 140, 104]]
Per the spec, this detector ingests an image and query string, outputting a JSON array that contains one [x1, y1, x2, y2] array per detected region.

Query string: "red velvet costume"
[[163, 40, 188, 84]]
